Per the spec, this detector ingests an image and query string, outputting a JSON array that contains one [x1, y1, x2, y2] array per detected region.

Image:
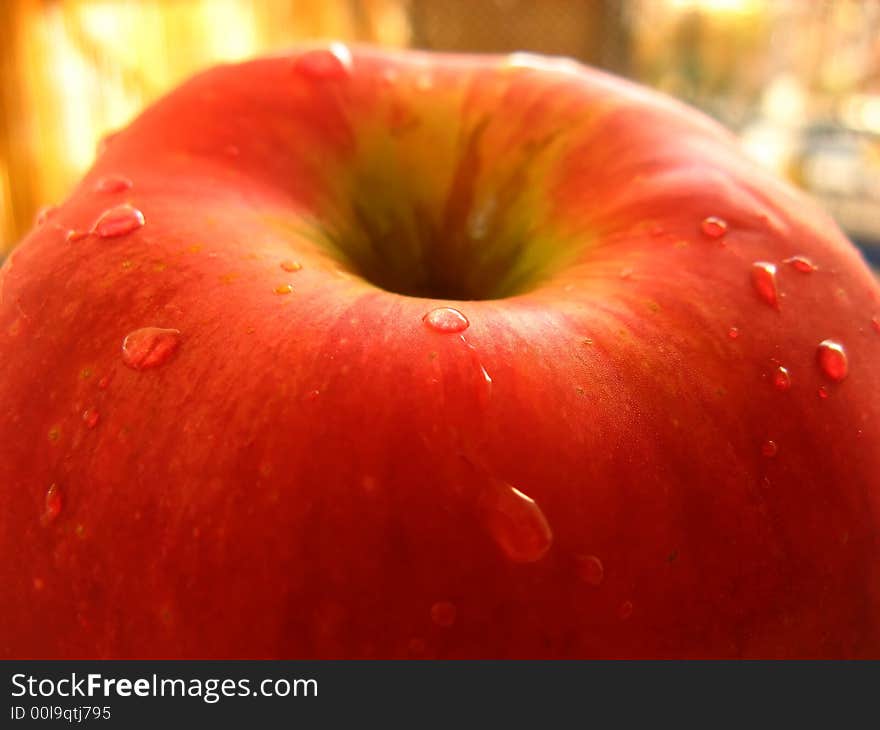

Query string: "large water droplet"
[[816, 339, 847, 382], [482, 479, 553, 563], [294, 43, 353, 81], [94, 175, 133, 194], [575, 554, 605, 587], [700, 216, 728, 239], [121, 327, 181, 371], [43, 484, 62, 524], [751, 262, 779, 308], [430, 601, 457, 627], [423, 307, 469, 333], [772, 365, 791, 391], [93, 204, 145, 238], [783, 255, 817, 273], [762, 440, 778, 458]]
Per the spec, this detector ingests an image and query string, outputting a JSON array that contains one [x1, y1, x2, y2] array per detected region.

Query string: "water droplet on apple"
[[275, 284, 294, 295], [94, 175, 133, 194], [762, 440, 778, 458], [727, 326, 739, 339], [816, 339, 847, 382], [121, 327, 181, 371], [35, 205, 58, 225], [772, 365, 791, 391], [750, 262, 779, 308], [66, 229, 89, 243], [783, 255, 817, 273], [430, 601, 457, 627], [294, 43, 353, 81], [482, 479, 553, 563], [423, 307, 469, 333], [575, 554, 604, 587], [93, 204, 145, 238], [700, 216, 727, 239], [280, 260, 302, 272], [304, 389, 321, 401], [818, 385, 829, 399], [82, 409, 100, 429], [43, 484, 62, 524]]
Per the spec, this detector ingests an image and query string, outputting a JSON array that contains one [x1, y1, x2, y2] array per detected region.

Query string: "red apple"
[[1, 46, 878, 659]]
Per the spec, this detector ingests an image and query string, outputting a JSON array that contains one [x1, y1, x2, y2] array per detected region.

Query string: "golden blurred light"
[[0, 0, 410, 253]]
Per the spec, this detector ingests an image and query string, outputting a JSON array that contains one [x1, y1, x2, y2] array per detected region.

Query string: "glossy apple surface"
[[1, 46, 878, 658]]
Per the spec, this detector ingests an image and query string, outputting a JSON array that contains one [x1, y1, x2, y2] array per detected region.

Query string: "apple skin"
[[1, 46, 878, 659]]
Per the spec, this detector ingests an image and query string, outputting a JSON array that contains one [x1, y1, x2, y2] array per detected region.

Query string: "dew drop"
[[772, 365, 791, 392], [818, 385, 829, 399], [751, 261, 779, 308], [762, 440, 778, 458], [93, 204, 145, 238], [294, 43, 353, 81], [816, 339, 847, 382], [121, 327, 181, 371], [700, 216, 728, 239], [430, 601, 457, 627], [66, 229, 89, 243], [783, 255, 817, 273], [423, 307, 469, 333], [35, 205, 58, 225], [82, 409, 100, 429], [575, 554, 605, 587], [94, 175, 133, 194], [274, 284, 294, 295], [482, 479, 553, 563], [43, 484, 62, 524], [280, 260, 302, 272], [727, 326, 739, 340]]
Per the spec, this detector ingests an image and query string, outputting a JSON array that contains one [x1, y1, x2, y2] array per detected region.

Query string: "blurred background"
[[1, 0, 879, 266]]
